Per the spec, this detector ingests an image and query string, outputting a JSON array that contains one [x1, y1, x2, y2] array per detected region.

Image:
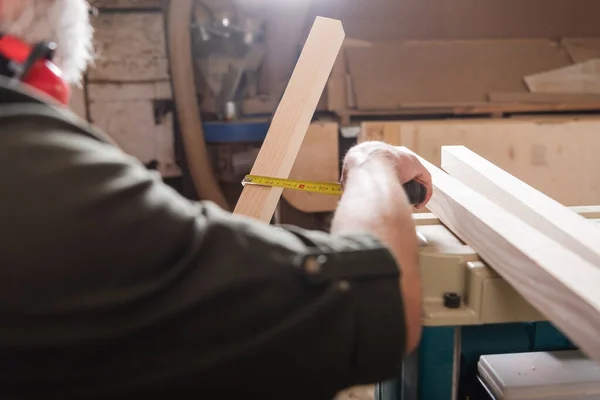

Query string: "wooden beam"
[[409, 148, 600, 363], [441, 146, 600, 267], [233, 17, 345, 222]]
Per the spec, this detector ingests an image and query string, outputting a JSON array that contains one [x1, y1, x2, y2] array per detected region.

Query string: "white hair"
[[0, 0, 95, 85]]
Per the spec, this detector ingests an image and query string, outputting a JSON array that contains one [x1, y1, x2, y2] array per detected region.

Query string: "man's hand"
[[341, 141, 433, 209], [331, 141, 431, 353]]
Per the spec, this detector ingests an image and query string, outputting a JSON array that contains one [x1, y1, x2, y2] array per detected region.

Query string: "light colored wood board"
[[344, 40, 572, 110], [233, 17, 345, 222], [359, 119, 600, 206], [334, 385, 375, 400], [88, 12, 169, 82], [412, 213, 440, 226], [88, 83, 180, 177], [524, 59, 600, 94], [561, 38, 600, 63], [411, 150, 600, 363], [488, 91, 600, 104], [441, 145, 600, 267], [90, 0, 162, 8], [282, 121, 340, 213], [168, 0, 229, 210], [69, 84, 88, 121], [413, 206, 600, 227]]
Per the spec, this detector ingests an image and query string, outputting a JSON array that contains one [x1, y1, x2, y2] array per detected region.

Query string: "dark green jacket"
[[0, 78, 406, 400]]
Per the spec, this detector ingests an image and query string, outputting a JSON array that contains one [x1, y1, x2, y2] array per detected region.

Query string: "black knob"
[[443, 292, 461, 309]]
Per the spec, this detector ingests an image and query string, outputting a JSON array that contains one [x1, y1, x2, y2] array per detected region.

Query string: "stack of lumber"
[[417, 144, 600, 363]]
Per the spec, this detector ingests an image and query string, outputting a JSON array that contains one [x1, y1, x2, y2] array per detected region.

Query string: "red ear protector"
[[0, 34, 70, 106]]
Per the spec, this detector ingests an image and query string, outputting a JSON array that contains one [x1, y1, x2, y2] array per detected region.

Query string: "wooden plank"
[[344, 39, 572, 110], [233, 17, 345, 222], [441, 145, 600, 266], [359, 119, 600, 206], [89, 12, 169, 82], [524, 59, 600, 94], [282, 121, 341, 213], [570, 206, 600, 219], [410, 149, 600, 363]]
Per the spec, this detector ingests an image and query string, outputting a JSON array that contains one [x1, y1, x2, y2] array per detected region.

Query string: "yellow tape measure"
[[242, 175, 342, 196], [242, 174, 428, 205]]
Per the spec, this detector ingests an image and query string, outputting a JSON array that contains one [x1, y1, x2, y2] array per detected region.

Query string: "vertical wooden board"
[[233, 17, 345, 222], [88, 83, 180, 177], [88, 12, 169, 82], [282, 121, 340, 213], [359, 119, 600, 206]]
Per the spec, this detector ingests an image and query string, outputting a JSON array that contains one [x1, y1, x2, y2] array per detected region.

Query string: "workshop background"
[[75, 1, 600, 399]]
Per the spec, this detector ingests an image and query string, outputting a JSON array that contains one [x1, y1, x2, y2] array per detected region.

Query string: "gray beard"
[[0, 0, 95, 85]]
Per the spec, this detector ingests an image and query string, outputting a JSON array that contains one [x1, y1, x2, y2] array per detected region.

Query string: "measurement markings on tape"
[[242, 175, 342, 195]]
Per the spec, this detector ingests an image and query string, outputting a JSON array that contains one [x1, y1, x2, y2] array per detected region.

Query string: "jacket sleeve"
[[0, 125, 408, 399]]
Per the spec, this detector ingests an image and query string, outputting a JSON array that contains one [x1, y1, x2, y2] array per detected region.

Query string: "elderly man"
[[0, 1, 432, 399]]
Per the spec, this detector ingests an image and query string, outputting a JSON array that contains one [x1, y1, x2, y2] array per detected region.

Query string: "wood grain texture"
[[411, 150, 600, 363], [524, 59, 600, 94], [282, 121, 340, 213], [233, 17, 345, 222], [359, 119, 600, 206], [441, 146, 600, 267], [89, 12, 169, 82]]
